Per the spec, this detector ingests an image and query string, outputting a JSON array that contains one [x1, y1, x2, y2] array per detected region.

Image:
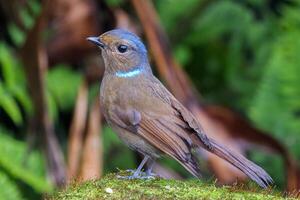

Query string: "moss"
[[51, 171, 296, 200]]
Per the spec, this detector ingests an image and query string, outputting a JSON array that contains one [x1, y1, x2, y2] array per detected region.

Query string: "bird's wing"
[[110, 100, 202, 177], [137, 112, 202, 177]]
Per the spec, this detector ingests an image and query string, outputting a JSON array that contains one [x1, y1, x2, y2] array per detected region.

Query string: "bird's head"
[[87, 29, 151, 75]]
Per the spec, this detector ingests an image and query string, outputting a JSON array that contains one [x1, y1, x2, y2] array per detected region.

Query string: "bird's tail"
[[192, 134, 273, 188]]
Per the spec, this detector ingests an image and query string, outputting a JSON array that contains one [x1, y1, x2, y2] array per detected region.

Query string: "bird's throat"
[[115, 66, 143, 78]]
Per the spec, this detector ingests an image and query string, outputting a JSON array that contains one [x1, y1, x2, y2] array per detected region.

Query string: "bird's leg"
[[145, 158, 156, 177], [132, 155, 149, 177], [142, 158, 157, 179], [117, 155, 150, 179]]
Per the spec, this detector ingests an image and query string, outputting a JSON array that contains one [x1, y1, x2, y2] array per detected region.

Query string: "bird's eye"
[[117, 44, 128, 53]]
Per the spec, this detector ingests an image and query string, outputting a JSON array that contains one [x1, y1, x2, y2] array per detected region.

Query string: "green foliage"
[[8, 24, 25, 47], [52, 172, 289, 200], [104, 0, 124, 7], [0, 44, 82, 125], [0, 2, 83, 196], [46, 66, 83, 120], [0, 127, 52, 197], [165, 0, 275, 108], [249, 2, 300, 158], [0, 42, 33, 125], [249, 151, 285, 189], [0, 171, 23, 200], [8, 0, 41, 47], [157, 0, 201, 34]]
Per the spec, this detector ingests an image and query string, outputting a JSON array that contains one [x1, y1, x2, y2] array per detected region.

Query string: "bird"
[[87, 29, 273, 188]]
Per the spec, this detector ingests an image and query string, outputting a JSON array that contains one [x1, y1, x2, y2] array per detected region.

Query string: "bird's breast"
[[100, 74, 174, 121], [100, 75, 141, 119]]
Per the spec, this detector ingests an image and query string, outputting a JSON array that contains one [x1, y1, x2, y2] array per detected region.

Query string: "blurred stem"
[[20, 0, 66, 186], [67, 80, 89, 182], [79, 96, 103, 181], [131, 0, 200, 107]]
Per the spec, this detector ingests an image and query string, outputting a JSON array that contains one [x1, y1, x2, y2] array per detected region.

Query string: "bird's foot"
[[117, 174, 140, 180], [146, 172, 157, 177], [142, 171, 159, 180], [139, 175, 156, 180], [117, 174, 156, 180], [117, 169, 157, 180]]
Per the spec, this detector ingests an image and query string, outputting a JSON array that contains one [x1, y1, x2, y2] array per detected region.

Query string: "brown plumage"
[[87, 29, 273, 188]]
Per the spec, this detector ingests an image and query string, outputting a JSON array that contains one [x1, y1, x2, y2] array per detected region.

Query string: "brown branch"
[[203, 105, 300, 192], [114, 8, 139, 34], [67, 80, 89, 182], [131, 0, 193, 104], [20, 0, 65, 186], [79, 96, 103, 181]]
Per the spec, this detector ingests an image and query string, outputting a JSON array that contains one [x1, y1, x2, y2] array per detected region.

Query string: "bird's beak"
[[86, 36, 105, 48]]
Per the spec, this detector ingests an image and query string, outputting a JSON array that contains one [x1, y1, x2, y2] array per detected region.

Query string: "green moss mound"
[[51, 172, 295, 200]]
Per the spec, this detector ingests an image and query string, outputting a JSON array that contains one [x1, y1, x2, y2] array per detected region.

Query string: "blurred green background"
[[0, 0, 299, 199]]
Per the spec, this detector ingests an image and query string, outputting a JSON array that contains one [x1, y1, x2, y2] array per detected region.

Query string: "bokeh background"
[[0, 0, 300, 199]]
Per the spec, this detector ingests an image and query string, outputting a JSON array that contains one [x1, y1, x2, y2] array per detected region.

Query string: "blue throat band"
[[115, 66, 143, 78]]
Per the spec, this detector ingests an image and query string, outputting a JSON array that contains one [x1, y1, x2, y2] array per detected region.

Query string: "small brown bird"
[[87, 29, 273, 188]]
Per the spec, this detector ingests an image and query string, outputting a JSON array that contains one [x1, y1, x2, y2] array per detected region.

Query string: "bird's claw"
[[139, 175, 156, 179], [146, 172, 157, 177], [116, 174, 156, 180], [116, 175, 138, 180], [117, 169, 157, 180]]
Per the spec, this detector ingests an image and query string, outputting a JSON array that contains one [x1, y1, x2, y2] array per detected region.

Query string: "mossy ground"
[[50, 171, 297, 200]]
